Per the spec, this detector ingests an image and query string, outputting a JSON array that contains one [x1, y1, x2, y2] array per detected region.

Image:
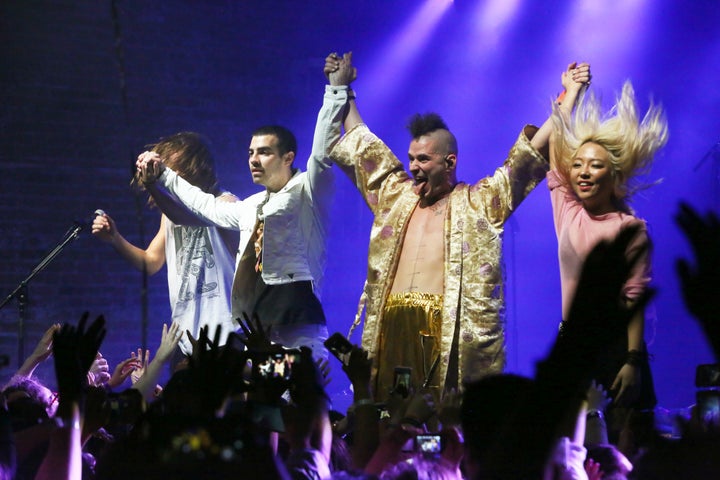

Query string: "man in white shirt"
[[135, 66, 354, 356]]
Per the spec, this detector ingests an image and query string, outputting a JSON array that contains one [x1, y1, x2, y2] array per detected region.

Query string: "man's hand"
[[135, 151, 165, 185], [325, 52, 357, 86], [91, 212, 119, 243]]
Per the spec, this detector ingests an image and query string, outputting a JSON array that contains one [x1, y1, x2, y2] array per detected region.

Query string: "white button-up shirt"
[[157, 85, 349, 317]]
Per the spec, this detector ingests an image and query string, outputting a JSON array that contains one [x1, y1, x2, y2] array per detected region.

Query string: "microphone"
[[73, 209, 106, 233]]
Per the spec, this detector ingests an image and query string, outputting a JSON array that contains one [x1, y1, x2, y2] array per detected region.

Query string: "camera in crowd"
[[324, 332, 353, 367], [415, 433, 443, 455], [249, 347, 302, 385]]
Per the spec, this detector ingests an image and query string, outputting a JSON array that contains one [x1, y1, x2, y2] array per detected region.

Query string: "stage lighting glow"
[[564, 0, 649, 60], [361, 0, 453, 104], [469, 0, 521, 58]]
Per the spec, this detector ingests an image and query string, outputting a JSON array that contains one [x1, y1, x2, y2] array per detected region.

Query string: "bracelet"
[[556, 90, 567, 105], [586, 409, 605, 421], [625, 349, 648, 367]]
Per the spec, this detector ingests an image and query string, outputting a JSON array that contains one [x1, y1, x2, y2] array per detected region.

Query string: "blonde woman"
[[548, 74, 668, 440]]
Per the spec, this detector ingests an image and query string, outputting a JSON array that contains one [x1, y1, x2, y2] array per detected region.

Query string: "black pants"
[[251, 277, 326, 327]]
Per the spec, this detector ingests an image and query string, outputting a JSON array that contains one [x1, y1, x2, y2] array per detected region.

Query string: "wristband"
[[625, 349, 648, 367]]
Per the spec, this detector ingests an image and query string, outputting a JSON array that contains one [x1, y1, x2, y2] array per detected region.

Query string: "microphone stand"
[[0, 221, 84, 366]]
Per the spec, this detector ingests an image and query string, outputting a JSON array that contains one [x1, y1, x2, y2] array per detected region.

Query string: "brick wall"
[[0, 0, 384, 389]]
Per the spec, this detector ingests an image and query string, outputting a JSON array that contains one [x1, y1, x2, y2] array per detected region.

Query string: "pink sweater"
[[547, 170, 651, 319]]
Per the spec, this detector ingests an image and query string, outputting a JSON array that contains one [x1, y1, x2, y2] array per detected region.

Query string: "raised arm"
[[137, 151, 244, 230], [304, 51, 356, 213], [532, 62, 591, 164], [131, 322, 183, 402], [325, 52, 363, 132], [14, 323, 60, 377]]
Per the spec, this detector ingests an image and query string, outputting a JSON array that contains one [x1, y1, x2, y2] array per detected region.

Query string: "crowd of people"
[[1, 52, 718, 479]]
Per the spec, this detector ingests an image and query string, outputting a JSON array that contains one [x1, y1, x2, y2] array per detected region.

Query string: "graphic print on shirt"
[[173, 226, 219, 303]]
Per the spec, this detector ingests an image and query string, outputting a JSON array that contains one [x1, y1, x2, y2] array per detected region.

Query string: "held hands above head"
[[135, 151, 166, 185], [324, 51, 357, 86], [675, 202, 720, 359], [560, 61, 592, 97]]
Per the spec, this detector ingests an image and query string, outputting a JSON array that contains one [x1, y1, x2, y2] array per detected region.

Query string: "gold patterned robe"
[[330, 124, 547, 392]]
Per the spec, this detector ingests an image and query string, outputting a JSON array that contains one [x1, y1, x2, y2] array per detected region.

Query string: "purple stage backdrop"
[[0, 0, 718, 413]]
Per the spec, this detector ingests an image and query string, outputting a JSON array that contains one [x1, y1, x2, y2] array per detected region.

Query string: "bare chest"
[[390, 200, 447, 294]]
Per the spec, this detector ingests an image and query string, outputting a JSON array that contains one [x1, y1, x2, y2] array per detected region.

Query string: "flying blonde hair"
[[552, 81, 669, 211]]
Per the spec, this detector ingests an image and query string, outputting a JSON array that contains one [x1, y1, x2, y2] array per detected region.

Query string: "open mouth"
[[577, 181, 593, 192]]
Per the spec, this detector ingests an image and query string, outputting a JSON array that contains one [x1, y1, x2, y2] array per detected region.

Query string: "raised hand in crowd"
[[132, 322, 182, 402], [35, 313, 106, 480], [316, 357, 331, 389], [15, 323, 60, 378], [336, 343, 376, 470], [129, 348, 150, 385], [585, 380, 612, 446], [184, 325, 244, 416], [482, 226, 654, 479], [553, 224, 654, 372], [52, 312, 107, 417], [106, 355, 143, 389], [234, 313, 276, 353], [87, 352, 111, 387], [675, 201, 720, 359], [437, 388, 461, 430]]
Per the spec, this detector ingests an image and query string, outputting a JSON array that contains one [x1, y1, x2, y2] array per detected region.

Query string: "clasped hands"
[[135, 151, 165, 185]]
